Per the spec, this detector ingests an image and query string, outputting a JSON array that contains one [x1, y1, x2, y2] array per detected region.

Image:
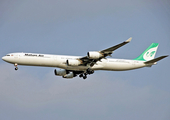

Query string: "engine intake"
[[87, 51, 103, 59], [54, 69, 67, 76]]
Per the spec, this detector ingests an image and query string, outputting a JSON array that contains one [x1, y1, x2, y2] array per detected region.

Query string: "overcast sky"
[[0, 0, 170, 120]]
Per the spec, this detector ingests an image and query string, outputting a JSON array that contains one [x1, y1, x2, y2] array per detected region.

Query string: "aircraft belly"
[[92, 64, 104, 70], [64, 66, 88, 71], [16, 57, 57, 67], [104, 62, 145, 71]]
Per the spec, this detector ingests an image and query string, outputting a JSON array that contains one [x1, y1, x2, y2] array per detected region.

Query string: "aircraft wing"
[[79, 37, 132, 67], [100, 37, 132, 53]]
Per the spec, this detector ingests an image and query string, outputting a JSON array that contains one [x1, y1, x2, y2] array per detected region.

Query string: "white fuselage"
[[2, 52, 146, 71]]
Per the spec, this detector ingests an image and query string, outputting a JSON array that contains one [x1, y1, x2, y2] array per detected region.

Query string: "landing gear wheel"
[[14, 63, 18, 71], [82, 73, 87, 79], [79, 74, 83, 78], [83, 75, 87, 79]]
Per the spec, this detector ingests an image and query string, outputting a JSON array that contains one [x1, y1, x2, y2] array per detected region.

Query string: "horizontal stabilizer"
[[144, 55, 168, 64]]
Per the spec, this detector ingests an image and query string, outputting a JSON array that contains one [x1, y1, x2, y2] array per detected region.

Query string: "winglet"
[[125, 37, 132, 43]]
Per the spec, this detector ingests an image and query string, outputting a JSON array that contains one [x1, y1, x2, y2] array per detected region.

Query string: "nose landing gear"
[[14, 63, 18, 70]]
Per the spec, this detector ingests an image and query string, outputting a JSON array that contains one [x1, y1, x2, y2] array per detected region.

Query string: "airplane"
[[2, 37, 168, 79]]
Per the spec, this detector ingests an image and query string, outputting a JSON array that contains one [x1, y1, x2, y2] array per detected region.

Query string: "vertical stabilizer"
[[134, 43, 159, 61]]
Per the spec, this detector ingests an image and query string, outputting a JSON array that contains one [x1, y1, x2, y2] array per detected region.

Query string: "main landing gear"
[[79, 68, 94, 79], [14, 63, 18, 70], [79, 73, 87, 79]]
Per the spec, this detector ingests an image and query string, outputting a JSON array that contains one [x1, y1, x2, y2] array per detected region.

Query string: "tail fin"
[[134, 43, 159, 61]]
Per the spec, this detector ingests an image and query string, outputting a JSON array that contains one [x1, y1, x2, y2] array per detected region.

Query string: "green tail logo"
[[134, 43, 159, 61], [146, 51, 156, 57]]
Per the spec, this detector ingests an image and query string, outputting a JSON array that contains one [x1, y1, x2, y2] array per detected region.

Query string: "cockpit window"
[[6, 55, 10, 56]]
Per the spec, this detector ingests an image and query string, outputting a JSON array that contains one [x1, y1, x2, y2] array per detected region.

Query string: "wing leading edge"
[[100, 37, 132, 53], [79, 37, 132, 66]]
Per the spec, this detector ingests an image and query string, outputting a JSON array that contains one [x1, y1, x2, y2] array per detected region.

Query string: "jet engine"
[[63, 72, 74, 78], [54, 69, 67, 76], [66, 59, 82, 66], [87, 51, 103, 59]]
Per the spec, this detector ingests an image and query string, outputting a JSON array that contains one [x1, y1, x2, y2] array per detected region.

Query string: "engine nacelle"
[[54, 69, 67, 76], [63, 72, 74, 78], [66, 59, 82, 66], [87, 51, 103, 59]]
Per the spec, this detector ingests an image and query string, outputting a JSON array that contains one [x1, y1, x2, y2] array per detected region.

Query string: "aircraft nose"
[[2, 56, 6, 61]]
